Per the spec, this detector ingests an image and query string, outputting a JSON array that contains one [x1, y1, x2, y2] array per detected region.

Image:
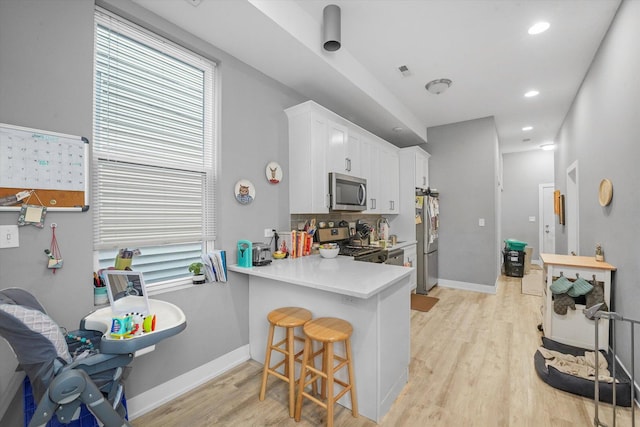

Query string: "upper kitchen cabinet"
[[400, 146, 430, 190], [360, 135, 379, 212], [285, 100, 400, 214], [379, 144, 400, 214], [286, 102, 330, 214], [326, 120, 360, 177]]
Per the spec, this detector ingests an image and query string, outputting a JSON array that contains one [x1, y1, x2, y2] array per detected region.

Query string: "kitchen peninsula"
[[229, 255, 413, 423]]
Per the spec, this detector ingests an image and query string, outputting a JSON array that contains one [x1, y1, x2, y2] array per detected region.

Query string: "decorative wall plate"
[[598, 178, 613, 207], [234, 179, 255, 205], [265, 161, 282, 184]]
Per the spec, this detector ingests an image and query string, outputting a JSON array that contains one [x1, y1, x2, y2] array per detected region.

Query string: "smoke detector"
[[425, 79, 452, 95]]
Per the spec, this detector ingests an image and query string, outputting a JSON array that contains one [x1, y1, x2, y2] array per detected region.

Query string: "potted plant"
[[189, 262, 206, 285]]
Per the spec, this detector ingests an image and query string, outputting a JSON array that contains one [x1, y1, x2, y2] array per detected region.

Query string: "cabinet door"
[[415, 151, 429, 189], [380, 147, 400, 213], [287, 110, 329, 214], [404, 244, 417, 287], [360, 137, 380, 212], [326, 120, 350, 174], [347, 131, 361, 177]]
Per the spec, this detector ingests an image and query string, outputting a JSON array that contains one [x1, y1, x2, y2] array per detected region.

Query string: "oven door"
[[355, 250, 387, 264]]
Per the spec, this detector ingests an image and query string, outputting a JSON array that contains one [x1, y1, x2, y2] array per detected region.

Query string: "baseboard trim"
[[437, 279, 497, 295], [127, 344, 251, 420]]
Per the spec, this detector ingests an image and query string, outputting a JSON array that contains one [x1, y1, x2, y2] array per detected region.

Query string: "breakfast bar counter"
[[229, 255, 413, 423]]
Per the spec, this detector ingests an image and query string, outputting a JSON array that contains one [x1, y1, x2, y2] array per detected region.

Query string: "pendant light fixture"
[[323, 5, 341, 51]]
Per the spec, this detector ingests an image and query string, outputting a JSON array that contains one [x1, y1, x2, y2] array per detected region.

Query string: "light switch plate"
[[0, 225, 19, 248], [529, 216, 536, 222], [478, 218, 485, 227]]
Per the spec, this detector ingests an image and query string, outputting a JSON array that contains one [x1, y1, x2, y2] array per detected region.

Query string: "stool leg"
[[286, 326, 295, 417], [259, 324, 275, 401], [295, 337, 311, 422], [321, 342, 328, 399], [345, 338, 358, 417], [326, 342, 335, 427]]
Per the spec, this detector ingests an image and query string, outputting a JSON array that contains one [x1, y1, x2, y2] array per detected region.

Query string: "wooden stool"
[[259, 307, 312, 417], [295, 317, 358, 427]]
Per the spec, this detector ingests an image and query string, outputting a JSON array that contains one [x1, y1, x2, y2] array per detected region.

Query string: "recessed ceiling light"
[[524, 90, 539, 98], [522, 138, 531, 142], [540, 142, 555, 151], [392, 127, 403, 132], [528, 22, 550, 35], [522, 126, 533, 131], [425, 78, 452, 95]]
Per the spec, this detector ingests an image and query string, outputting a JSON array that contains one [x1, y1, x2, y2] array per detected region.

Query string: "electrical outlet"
[[0, 225, 19, 248], [264, 228, 274, 238]]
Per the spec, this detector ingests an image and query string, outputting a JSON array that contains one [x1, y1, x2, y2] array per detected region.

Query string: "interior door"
[[540, 183, 555, 256]]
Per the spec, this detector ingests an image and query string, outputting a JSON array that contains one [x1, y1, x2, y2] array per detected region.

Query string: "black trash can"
[[503, 249, 525, 277]]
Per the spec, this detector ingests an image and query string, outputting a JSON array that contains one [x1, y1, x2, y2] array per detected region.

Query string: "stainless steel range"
[[316, 226, 402, 264]]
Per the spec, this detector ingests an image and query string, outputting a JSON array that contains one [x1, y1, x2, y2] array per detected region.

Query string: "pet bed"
[[534, 337, 632, 406]]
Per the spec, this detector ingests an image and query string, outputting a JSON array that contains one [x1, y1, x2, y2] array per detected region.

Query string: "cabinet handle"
[[345, 157, 353, 172], [390, 200, 395, 210]]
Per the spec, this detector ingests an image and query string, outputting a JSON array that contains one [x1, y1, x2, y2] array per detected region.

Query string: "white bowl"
[[319, 247, 339, 259]]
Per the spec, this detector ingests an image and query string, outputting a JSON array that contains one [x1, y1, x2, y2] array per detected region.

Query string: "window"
[[93, 9, 217, 287]]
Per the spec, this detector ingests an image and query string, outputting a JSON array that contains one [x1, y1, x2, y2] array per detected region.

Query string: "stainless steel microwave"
[[329, 172, 367, 211]]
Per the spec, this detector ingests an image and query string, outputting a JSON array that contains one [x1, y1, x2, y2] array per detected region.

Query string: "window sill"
[[147, 278, 195, 297]]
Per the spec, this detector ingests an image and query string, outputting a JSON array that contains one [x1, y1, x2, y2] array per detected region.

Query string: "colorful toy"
[[110, 312, 156, 339]]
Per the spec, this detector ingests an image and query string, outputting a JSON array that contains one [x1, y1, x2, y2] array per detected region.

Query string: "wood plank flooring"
[[132, 275, 638, 426]]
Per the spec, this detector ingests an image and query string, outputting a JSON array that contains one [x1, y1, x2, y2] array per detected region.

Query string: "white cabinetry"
[[286, 101, 399, 214], [400, 146, 430, 190], [360, 136, 380, 212], [540, 254, 615, 350], [379, 146, 399, 213], [403, 244, 417, 288], [286, 103, 330, 214], [326, 120, 360, 176]]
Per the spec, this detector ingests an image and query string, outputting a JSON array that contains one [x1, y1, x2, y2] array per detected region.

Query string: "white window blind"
[[93, 9, 216, 253]]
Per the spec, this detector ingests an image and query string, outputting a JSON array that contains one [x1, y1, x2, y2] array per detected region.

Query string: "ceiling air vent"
[[398, 65, 411, 77]]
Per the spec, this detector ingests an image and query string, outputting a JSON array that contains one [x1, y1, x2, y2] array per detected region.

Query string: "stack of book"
[[203, 250, 227, 282]]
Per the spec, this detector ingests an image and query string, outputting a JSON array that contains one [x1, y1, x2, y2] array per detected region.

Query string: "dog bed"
[[534, 337, 632, 406]]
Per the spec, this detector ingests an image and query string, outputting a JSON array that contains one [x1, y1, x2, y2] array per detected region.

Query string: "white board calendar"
[[0, 123, 89, 211]]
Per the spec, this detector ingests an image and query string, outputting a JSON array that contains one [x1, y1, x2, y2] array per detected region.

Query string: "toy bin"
[[505, 239, 527, 251]]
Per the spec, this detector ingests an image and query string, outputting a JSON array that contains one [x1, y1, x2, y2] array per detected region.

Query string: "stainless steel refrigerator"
[[416, 189, 439, 294]]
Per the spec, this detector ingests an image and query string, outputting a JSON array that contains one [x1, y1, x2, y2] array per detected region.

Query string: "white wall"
[[0, 0, 304, 424], [426, 117, 499, 289], [554, 0, 639, 377], [501, 150, 554, 262]]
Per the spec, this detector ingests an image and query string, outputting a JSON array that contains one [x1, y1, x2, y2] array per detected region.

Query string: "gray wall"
[[0, 0, 304, 423], [502, 150, 554, 262], [426, 117, 499, 288], [554, 0, 639, 374]]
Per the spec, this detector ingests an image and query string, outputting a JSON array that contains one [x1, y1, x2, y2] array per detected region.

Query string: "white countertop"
[[229, 254, 412, 299]]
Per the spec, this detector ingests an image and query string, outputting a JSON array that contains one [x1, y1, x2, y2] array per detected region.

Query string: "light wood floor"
[[132, 275, 638, 426]]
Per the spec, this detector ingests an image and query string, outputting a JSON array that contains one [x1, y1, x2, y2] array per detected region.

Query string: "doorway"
[[539, 183, 555, 257], [566, 161, 579, 255]]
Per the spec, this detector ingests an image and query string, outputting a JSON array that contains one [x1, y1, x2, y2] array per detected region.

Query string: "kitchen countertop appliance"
[[252, 242, 272, 266]]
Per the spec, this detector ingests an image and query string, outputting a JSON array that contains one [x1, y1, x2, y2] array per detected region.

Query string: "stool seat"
[[260, 307, 312, 418], [268, 307, 312, 328], [303, 317, 352, 343]]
